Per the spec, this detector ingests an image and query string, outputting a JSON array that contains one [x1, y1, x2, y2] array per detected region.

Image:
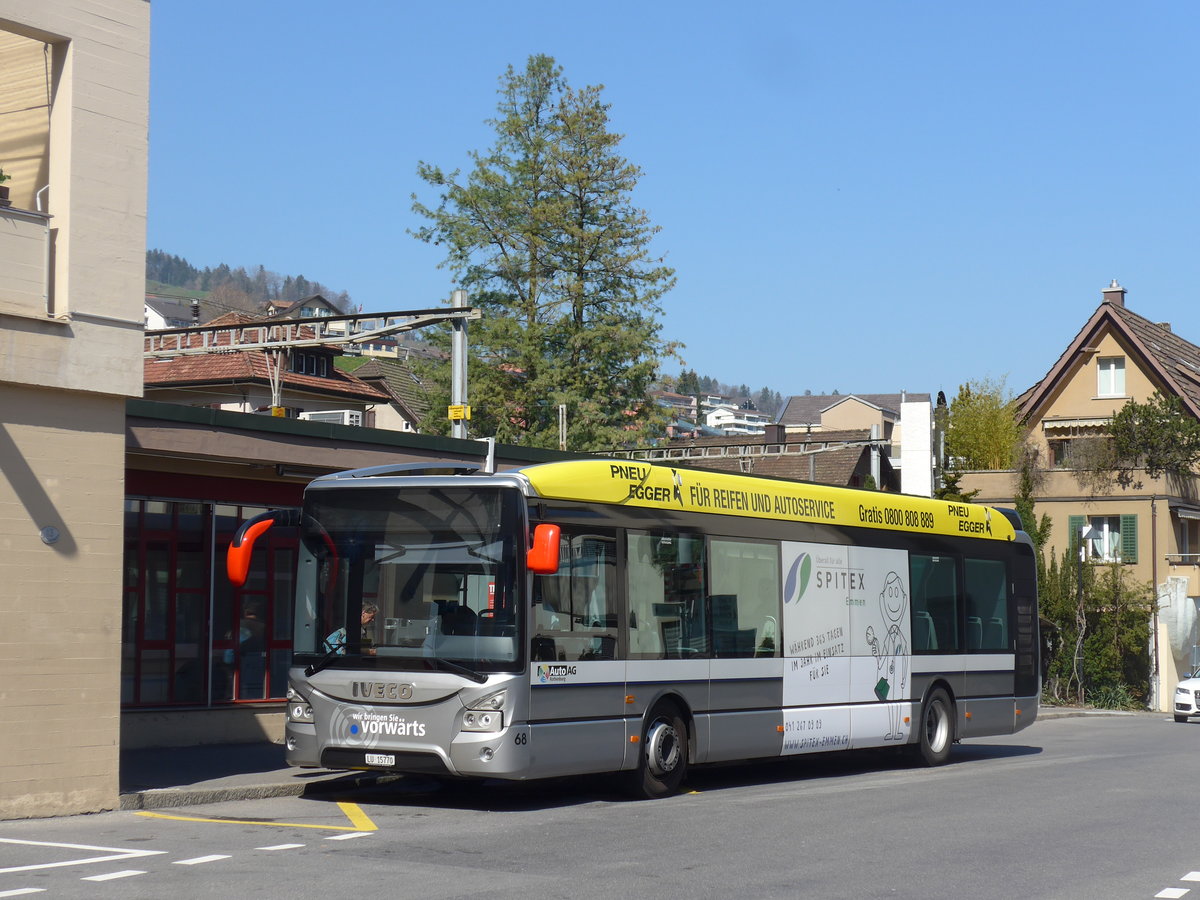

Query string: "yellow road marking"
[[336, 801, 377, 832], [136, 801, 377, 833]]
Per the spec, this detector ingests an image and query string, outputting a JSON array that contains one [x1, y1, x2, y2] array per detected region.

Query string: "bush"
[[1086, 682, 1139, 711]]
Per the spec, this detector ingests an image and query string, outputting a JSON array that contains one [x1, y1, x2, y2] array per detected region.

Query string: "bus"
[[228, 458, 1039, 799]]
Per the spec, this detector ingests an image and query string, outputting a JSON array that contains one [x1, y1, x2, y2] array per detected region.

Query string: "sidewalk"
[[118, 742, 391, 811], [117, 706, 1137, 811]]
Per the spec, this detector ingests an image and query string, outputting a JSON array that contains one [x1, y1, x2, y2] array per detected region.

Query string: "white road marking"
[[0, 890, 47, 897], [0, 838, 166, 874], [80, 870, 146, 882], [1185, 873, 1200, 882], [256, 843, 305, 851], [1156, 889, 1189, 899], [173, 854, 231, 865], [325, 832, 371, 841]]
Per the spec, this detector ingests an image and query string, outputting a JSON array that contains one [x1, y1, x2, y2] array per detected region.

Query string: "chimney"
[[764, 423, 786, 444], [1102, 279, 1126, 307], [1157, 322, 1172, 333]]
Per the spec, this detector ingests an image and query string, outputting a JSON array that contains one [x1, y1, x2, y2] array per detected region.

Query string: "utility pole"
[[449, 288, 470, 440]]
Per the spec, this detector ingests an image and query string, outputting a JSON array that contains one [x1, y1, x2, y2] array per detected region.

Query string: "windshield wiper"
[[424, 657, 487, 684], [303, 642, 346, 677]]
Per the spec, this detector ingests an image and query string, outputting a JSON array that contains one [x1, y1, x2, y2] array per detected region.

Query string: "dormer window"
[[291, 351, 328, 377], [1097, 356, 1125, 397]]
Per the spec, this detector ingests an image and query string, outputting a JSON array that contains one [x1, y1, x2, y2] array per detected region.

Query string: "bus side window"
[[626, 531, 707, 659], [708, 539, 781, 658], [532, 529, 618, 661], [910, 554, 960, 653], [965, 558, 1009, 651]]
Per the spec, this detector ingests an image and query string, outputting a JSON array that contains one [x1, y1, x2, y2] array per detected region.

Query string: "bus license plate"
[[365, 753, 395, 767]]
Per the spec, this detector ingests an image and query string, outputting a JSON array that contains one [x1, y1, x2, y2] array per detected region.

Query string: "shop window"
[[123, 499, 298, 707]]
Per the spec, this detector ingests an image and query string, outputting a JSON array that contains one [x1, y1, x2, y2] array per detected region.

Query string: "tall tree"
[[1071, 391, 1200, 493], [944, 376, 1022, 470], [412, 55, 677, 448]]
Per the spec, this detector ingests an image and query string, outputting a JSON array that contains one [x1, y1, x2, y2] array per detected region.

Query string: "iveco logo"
[[351, 681, 414, 700]]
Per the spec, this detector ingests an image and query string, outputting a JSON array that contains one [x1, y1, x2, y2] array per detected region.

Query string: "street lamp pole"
[[450, 288, 469, 440]]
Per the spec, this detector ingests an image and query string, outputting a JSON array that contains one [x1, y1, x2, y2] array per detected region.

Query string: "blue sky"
[[148, 2, 1200, 402]]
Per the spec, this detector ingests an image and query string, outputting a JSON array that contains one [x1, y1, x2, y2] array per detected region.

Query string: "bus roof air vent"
[[315, 462, 480, 482]]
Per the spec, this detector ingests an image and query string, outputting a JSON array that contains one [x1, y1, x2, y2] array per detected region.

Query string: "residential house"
[[145, 293, 225, 330], [617, 424, 900, 491], [0, 0, 149, 819], [961, 281, 1200, 711], [706, 401, 771, 436], [337, 355, 430, 433], [143, 312, 392, 421], [777, 392, 934, 497], [264, 293, 343, 319]]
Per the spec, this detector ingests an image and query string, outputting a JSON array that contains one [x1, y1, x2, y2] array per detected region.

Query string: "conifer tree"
[[412, 55, 677, 448]]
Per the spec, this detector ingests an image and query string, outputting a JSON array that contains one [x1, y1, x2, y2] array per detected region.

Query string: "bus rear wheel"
[[914, 688, 954, 766], [629, 702, 688, 799]]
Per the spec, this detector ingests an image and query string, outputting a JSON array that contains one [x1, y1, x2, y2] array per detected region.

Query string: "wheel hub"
[[646, 719, 681, 776]]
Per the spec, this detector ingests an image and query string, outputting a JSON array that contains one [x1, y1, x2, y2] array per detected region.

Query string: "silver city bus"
[[228, 459, 1040, 798]]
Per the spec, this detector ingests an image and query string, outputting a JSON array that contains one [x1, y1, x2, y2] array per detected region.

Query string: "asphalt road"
[[1, 712, 1196, 899]]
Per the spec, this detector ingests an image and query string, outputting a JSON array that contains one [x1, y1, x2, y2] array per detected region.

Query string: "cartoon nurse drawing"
[[865, 572, 910, 741]]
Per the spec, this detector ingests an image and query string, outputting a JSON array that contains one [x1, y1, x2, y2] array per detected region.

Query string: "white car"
[[1175, 675, 1200, 722]]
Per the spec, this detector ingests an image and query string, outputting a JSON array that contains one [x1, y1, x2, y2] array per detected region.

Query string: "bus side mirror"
[[527, 524, 561, 575], [227, 510, 297, 587]]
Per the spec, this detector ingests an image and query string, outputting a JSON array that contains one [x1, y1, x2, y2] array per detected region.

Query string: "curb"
[[118, 771, 401, 811], [1036, 707, 1139, 720]]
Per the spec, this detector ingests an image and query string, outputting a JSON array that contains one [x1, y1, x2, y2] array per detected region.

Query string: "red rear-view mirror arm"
[[227, 509, 300, 587], [527, 523, 561, 575]]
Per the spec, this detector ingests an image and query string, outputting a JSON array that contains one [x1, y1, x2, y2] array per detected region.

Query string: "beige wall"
[[1029, 330, 1166, 461], [0, 386, 127, 817], [0, 1, 148, 398], [0, 0, 148, 819], [822, 397, 885, 432]]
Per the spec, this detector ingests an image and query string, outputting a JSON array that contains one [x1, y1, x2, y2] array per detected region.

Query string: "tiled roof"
[[657, 427, 897, 489], [349, 357, 430, 418], [676, 444, 896, 489], [142, 312, 389, 402], [777, 392, 930, 426], [1019, 300, 1200, 421]]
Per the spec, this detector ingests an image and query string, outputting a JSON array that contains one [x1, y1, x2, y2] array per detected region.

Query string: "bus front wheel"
[[629, 702, 688, 799], [914, 688, 954, 766]]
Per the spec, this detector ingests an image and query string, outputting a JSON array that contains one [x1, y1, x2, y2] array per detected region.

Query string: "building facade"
[[962, 281, 1200, 711], [0, 0, 150, 818], [777, 392, 935, 496]]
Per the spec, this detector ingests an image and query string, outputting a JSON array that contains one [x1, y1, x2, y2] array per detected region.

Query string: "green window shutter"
[[1120, 514, 1138, 564], [1068, 515, 1085, 553]]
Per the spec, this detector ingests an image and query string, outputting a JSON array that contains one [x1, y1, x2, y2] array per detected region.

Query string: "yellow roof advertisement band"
[[522, 460, 1016, 542]]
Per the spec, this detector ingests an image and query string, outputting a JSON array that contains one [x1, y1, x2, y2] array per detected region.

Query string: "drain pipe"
[[1152, 497, 1160, 711]]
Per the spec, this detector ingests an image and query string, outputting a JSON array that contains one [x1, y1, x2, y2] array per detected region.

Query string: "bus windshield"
[[295, 485, 523, 674]]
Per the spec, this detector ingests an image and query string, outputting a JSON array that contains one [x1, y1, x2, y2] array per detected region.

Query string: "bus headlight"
[[461, 688, 505, 732], [287, 686, 314, 724], [467, 688, 507, 711], [462, 710, 503, 733]]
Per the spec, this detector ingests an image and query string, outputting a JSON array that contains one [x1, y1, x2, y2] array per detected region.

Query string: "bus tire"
[[914, 688, 954, 767], [629, 702, 688, 799]]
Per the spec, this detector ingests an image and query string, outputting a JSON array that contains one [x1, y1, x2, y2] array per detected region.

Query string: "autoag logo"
[[784, 552, 812, 604], [537, 664, 577, 684]]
